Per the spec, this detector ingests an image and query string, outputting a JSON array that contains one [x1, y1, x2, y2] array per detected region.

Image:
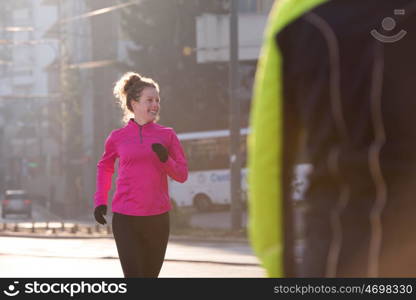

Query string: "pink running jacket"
[[94, 119, 188, 216]]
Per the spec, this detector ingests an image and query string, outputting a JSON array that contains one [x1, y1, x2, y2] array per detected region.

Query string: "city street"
[[0, 236, 265, 278], [0, 188, 263, 278]]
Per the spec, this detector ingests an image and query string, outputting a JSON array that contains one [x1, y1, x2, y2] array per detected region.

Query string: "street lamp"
[[229, 0, 242, 231]]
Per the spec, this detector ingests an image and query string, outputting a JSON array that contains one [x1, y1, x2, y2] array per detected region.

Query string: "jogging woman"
[[93, 72, 188, 277]]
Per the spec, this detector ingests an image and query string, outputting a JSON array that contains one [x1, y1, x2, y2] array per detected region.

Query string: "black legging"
[[112, 212, 170, 278]]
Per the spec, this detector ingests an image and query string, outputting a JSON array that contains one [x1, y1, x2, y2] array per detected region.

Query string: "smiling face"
[[131, 87, 160, 124]]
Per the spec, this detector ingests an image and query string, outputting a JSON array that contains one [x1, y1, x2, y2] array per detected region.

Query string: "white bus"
[[169, 128, 249, 211]]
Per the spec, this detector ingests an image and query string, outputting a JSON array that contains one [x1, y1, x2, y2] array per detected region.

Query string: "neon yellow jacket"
[[248, 0, 327, 277]]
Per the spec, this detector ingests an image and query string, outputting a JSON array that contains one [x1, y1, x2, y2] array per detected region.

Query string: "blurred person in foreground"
[[249, 0, 416, 277], [93, 72, 188, 277]]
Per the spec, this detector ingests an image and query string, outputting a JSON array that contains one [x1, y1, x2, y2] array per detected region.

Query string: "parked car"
[[1, 189, 32, 218]]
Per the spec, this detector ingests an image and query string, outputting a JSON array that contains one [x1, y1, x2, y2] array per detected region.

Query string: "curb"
[[0, 231, 113, 240], [0, 230, 249, 244], [0, 221, 249, 243]]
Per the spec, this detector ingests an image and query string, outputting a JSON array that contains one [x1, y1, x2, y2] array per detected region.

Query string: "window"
[[238, 0, 274, 14], [13, 69, 33, 77], [179, 130, 248, 172]]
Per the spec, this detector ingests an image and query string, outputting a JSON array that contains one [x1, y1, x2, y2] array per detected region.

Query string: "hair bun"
[[124, 74, 142, 93]]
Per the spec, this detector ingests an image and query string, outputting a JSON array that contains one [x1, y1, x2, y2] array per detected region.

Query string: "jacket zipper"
[[139, 125, 143, 144]]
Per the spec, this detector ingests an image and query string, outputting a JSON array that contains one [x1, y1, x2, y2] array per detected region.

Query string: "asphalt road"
[[0, 203, 265, 278], [0, 236, 265, 278]]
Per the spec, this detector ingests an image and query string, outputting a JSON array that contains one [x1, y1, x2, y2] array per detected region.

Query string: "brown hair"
[[113, 72, 160, 123]]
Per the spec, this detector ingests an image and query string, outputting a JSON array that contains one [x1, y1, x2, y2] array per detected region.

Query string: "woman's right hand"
[[94, 205, 107, 225]]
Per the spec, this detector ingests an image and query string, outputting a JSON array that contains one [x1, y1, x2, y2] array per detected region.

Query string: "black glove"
[[152, 143, 168, 163], [94, 205, 107, 225]]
